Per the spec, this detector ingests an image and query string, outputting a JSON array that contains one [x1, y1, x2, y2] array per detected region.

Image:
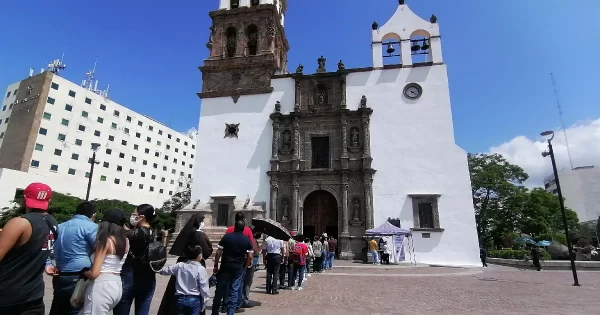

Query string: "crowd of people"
[[0, 181, 340, 315]]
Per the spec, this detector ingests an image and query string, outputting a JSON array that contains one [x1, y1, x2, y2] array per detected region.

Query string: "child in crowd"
[[159, 246, 210, 315]]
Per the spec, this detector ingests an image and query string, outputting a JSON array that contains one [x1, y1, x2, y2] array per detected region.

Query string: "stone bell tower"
[[198, 0, 290, 103]]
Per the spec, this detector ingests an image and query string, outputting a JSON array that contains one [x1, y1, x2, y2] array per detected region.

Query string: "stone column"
[[294, 81, 301, 111], [340, 77, 347, 109], [292, 175, 299, 231], [361, 115, 371, 158], [271, 120, 280, 159], [270, 181, 278, 220], [364, 176, 374, 229], [292, 117, 300, 170], [341, 115, 348, 158], [341, 174, 349, 236]]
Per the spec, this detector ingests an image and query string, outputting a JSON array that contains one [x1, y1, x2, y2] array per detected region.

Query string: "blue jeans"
[[371, 250, 379, 264], [113, 265, 156, 315], [211, 266, 244, 315], [288, 263, 305, 287], [176, 295, 202, 315], [236, 268, 247, 308], [327, 252, 335, 269], [49, 275, 80, 315], [321, 251, 327, 269]]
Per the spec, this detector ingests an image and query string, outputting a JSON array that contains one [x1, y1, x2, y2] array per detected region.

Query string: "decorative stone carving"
[[337, 60, 345, 71], [207, 25, 215, 49], [224, 123, 240, 138], [352, 197, 361, 221], [274, 100, 281, 113], [296, 64, 304, 74], [281, 130, 292, 151], [350, 127, 360, 147], [360, 95, 367, 108], [281, 197, 291, 221], [430, 14, 438, 24], [265, 19, 276, 37], [317, 55, 326, 72]]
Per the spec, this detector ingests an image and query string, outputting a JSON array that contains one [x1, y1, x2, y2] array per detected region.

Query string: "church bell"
[[386, 43, 395, 54], [411, 41, 421, 52], [421, 39, 430, 51]]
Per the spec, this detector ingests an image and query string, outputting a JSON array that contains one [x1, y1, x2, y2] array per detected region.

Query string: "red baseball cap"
[[23, 182, 52, 211]]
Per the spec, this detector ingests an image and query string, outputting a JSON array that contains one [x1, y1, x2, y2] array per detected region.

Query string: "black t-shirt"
[[218, 231, 252, 269], [124, 226, 154, 274], [0, 212, 57, 306]]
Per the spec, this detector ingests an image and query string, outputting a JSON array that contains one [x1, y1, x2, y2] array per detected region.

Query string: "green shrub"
[[488, 248, 550, 260]]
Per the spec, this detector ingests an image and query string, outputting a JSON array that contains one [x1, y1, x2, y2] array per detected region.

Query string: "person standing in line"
[[262, 233, 285, 294], [211, 220, 254, 315], [304, 237, 314, 280], [113, 204, 157, 315], [369, 237, 379, 265], [311, 236, 322, 273], [158, 246, 210, 315], [287, 234, 308, 290], [327, 236, 337, 270], [278, 239, 289, 290], [158, 213, 212, 315], [480, 246, 488, 268], [48, 202, 98, 315], [240, 230, 260, 308], [285, 233, 297, 286], [79, 209, 129, 315], [0, 183, 58, 315], [321, 236, 328, 271]]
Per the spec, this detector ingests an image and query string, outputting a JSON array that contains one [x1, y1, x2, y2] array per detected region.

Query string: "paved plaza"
[[43, 259, 600, 315]]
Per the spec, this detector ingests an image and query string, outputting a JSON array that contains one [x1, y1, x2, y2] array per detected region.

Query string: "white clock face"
[[403, 83, 422, 99]]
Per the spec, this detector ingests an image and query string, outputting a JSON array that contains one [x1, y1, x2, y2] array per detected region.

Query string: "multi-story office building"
[[544, 166, 600, 222], [0, 69, 195, 209]]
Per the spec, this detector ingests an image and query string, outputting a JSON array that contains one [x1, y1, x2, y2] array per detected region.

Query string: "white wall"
[[0, 168, 168, 210], [345, 65, 479, 266], [546, 168, 600, 222], [192, 78, 295, 205]]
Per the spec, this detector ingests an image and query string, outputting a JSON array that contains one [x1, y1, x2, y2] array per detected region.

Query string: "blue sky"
[[1, 0, 599, 154]]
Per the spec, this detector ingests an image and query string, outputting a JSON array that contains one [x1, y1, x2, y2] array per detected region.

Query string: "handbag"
[[70, 278, 90, 307]]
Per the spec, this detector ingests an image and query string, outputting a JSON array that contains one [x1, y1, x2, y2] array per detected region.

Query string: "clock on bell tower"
[[198, 0, 289, 103]]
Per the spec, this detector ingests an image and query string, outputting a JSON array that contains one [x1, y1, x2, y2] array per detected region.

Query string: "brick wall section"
[[0, 72, 53, 171]]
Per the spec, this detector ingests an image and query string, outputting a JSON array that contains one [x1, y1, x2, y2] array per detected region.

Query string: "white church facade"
[[185, 0, 480, 266]]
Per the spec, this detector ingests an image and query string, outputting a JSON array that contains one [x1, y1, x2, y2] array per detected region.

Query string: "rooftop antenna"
[[47, 56, 66, 75], [550, 72, 574, 170], [82, 57, 110, 98]]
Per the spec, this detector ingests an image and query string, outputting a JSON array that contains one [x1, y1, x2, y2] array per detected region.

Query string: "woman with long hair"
[[113, 204, 157, 315], [79, 209, 128, 314], [157, 213, 212, 315]]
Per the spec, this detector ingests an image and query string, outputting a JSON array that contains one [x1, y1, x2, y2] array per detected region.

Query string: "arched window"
[[381, 33, 401, 66], [409, 30, 431, 64], [226, 27, 237, 58], [250, 0, 259, 6], [230, 0, 239, 9], [246, 24, 258, 56]]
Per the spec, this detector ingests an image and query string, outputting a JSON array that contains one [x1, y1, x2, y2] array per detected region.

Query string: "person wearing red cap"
[[0, 182, 58, 315]]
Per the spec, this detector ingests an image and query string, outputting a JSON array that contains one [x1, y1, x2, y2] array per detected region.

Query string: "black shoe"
[[240, 302, 252, 308], [272, 291, 279, 295], [220, 306, 227, 313], [235, 308, 245, 313]]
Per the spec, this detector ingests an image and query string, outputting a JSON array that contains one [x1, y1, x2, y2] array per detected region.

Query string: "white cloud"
[[488, 119, 600, 187]]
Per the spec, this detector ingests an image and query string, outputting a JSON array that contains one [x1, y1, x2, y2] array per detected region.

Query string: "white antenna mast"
[[550, 72, 574, 170], [81, 57, 110, 98]]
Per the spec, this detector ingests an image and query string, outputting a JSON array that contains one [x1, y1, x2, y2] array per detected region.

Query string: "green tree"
[[468, 153, 528, 244]]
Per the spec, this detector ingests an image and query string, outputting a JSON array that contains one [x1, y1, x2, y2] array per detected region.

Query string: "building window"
[[154, 152, 160, 157], [163, 166, 167, 171], [146, 137, 151, 142], [71, 153, 79, 160], [143, 160, 148, 166], [5, 91, 10, 98], [42, 112, 51, 120], [97, 117, 104, 123], [151, 174, 156, 180], [68, 168, 76, 175], [114, 178, 120, 184], [226, 27, 237, 57], [108, 135, 114, 141], [105, 148, 112, 155], [2, 105, 6, 111], [61, 119, 69, 126], [311, 136, 330, 169], [117, 165, 123, 171], [100, 175, 107, 181], [111, 123, 117, 129], [134, 144, 139, 150], [85, 172, 90, 178], [170, 179, 175, 184], [141, 172, 146, 177], [57, 133, 66, 141], [138, 121, 143, 127], [119, 153, 125, 158], [4, 118, 8, 124], [184, 141, 188, 146], [153, 163, 158, 168], [148, 126, 153, 131], [149, 186, 154, 192], [39, 128, 47, 135], [126, 116, 132, 122], [82, 110, 88, 118], [139, 184, 144, 189], [129, 169, 134, 174], [175, 148, 179, 153], [168, 134, 172, 139], [183, 152, 187, 156], [113, 110, 120, 117], [65, 104, 73, 111], [191, 154, 194, 159], [164, 155, 168, 161], [100, 104, 106, 111], [174, 158, 178, 163], [68, 90, 76, 97], [158, 130, 163, 135], [122, 140, 127, 146], [127, 181, 132, 187], [161, 177, 165, 182], [94, 130, 100, 137], [159, 189, 164, 194], [157, 141, 161, 146], [31, 160, 40, 167], [50, 164, 59, 172], [144, 148, 150, 154], [78, 125, 86, 132], [124, 128, 129, 134], [103, 162, 109, 168], [131, 156, 137, 162], [75, 139, 83, 146], [51, 82, 59, 90], [136, 132, 141, 138], [410, 194, 441, 230], [176, 138, 180, 143], [47, 97, 55, 104], [166, 145, 170, 150], [35, 143, 43, 151], [246, 24, 258, 55], [189, 164, 193, 169], [169, 191, 173, 196]]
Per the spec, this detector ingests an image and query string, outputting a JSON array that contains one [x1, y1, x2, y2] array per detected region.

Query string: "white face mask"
[[197, 221, 205, 231], [130, 214, 142, 227]]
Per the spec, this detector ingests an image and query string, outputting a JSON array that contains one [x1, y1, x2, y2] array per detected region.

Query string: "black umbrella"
[[251, 218, 291, 241]]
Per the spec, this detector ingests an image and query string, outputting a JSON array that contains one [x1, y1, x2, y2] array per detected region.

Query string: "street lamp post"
[[85, 143, 101, 201], [540, 130, 580, 286]]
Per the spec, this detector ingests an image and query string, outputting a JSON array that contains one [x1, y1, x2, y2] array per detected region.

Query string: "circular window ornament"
[[403, 83, 423, 100]]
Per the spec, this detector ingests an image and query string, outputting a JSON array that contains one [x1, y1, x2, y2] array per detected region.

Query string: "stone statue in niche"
[[352, 198, 361, 221], [350, 127, 360, 147], [207, 25, 215, 48], [317, 55, 326, 71], [317, 92, 325, 105], [281, 198, 290, 221], [281, 130, 292, 150]]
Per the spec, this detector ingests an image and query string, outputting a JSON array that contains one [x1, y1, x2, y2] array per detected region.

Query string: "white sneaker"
[[292, 286, 298, 290], [297, 286, 303, 291], [307, 274, 312, 277]]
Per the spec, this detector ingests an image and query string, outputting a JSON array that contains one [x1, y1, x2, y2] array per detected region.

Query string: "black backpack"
[[138, 229, 167, 272]]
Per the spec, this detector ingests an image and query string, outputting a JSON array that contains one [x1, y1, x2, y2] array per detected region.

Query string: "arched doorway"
[[303, 190, 338, 240]]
